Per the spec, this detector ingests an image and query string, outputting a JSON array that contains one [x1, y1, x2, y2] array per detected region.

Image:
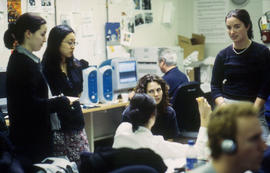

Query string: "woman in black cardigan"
[[4, 13, 70, 170], [42, 25, 89, 165]]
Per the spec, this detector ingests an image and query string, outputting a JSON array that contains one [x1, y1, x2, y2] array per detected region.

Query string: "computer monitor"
[[118, 61, 136, 84], [112, 59, 137, 92], [99, 58, 138, 92]]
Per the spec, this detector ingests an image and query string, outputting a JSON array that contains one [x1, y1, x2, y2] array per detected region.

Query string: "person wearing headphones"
[[158, 48, 188, 101], [190, 102, 267, 173]]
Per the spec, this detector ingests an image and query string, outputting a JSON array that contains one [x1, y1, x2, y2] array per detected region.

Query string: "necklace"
[[232, 40, 252, 55], [233, 47, 248, 55]]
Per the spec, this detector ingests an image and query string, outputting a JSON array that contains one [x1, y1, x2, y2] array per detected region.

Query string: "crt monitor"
[[118, 61, 137, 84], [99, 58, 138, 92], [112, 59, 137, 91]]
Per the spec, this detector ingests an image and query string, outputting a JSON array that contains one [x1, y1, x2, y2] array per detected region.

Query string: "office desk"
[[82, 102, 129, 152]]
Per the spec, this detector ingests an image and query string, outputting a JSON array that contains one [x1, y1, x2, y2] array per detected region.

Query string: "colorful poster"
[[105, 22, 121, 46], [7, 0, 22, 23]]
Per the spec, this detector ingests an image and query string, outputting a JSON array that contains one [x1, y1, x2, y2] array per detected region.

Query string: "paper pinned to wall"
[[194, 0, 228, 43], [60, 13, 72, 26], [81, 11, 95, 37], [107, 45, 130, 59], [120, 31, 133, 46], [0, 0, 5, 12], [28, 0, 55, 13]]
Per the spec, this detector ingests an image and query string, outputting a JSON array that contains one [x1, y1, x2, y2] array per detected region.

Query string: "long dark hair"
[[225, 9, 254, 39], [42, 25, 75, 74], [4, 12, 46, 49], [135, 74, 169, 115], [127, 93, 157, 132]]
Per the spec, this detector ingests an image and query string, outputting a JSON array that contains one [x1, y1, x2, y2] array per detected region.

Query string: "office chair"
[[172, 81, 204, 137]]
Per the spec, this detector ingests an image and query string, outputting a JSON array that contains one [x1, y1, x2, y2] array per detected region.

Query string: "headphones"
[[221, 139, 237, 154]]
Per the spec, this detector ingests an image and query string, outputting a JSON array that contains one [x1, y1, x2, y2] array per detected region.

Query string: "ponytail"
[[3, 12, 46, 49], [3, 23, 16, 49], [128, 108, 146, 132]]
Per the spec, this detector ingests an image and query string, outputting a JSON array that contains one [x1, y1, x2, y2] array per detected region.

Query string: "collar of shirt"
[[165, 66, 177, 75], [135, 126, 153, 135], [16, 45, 40, 64]]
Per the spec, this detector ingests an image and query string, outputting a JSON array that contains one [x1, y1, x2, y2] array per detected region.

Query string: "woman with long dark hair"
[[211, 9, 270, 139], [42, 25, 89, 165]]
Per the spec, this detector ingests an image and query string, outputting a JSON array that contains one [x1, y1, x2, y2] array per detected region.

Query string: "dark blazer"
[[42, 58, 85, 131], [43, 58, 83, 97], [6, 48, 68, 163]]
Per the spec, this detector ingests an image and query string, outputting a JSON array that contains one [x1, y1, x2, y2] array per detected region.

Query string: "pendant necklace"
[[232, 40, 252, 55]]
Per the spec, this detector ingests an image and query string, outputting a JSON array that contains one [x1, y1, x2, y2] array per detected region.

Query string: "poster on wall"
[[142, 0, 151, 10], [105, 22, 121, 46], [27, 0, 39, 12], [135, 13, 144, 26], [40, 0, 54, 13], [7, 0, 22, 23], [27, 0, 54, 13], [134, 0, 141, 10], [144, 12, 153, 24]]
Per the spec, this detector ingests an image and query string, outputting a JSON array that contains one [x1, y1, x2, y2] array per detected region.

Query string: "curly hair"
[[134, 74, 169, 115]]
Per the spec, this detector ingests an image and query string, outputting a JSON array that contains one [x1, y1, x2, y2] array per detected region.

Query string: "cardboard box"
[[185, 67, 200, 82], [178, 33, 205, 61]]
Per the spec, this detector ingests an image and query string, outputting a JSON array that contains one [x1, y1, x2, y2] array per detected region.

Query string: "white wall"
[[108, 0, 194, 47], [0, 0, 268, 69], [203, 0, 265, 58]]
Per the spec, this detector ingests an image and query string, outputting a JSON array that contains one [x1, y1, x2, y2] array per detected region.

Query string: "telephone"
[[258, 11, 270, 43]]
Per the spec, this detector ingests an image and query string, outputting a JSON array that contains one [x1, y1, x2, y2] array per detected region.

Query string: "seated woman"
[[122, 74, 179, 141], [113, 93, 210, 166]]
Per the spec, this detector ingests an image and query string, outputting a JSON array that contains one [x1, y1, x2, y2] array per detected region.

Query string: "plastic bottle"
[[185, 140, 198, 171]]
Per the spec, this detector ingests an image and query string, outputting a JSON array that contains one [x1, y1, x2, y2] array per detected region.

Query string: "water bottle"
[[185, 140, 198, 171]]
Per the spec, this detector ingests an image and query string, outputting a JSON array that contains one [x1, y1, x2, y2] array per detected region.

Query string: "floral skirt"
[[52, 129, 90, 165]]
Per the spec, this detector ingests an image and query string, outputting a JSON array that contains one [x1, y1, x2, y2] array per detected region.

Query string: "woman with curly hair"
[[114, 93, 210, 171], [122, 74, 180, 141]]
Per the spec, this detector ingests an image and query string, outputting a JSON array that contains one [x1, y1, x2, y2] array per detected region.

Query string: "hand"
[[66, 96, 79, 105], [128, 91, 135, 101], [196, 97, 211, 127], [215, 96, 226, 107]]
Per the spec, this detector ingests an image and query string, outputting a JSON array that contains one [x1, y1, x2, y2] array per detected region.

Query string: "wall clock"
[[231, 0, 248, 5]]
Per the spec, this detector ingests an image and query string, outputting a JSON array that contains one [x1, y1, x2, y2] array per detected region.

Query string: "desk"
[[83, 102, 129, 152]]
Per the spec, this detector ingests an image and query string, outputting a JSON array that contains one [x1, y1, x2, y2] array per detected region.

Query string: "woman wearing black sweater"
[[4, 13, 70, 171]]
